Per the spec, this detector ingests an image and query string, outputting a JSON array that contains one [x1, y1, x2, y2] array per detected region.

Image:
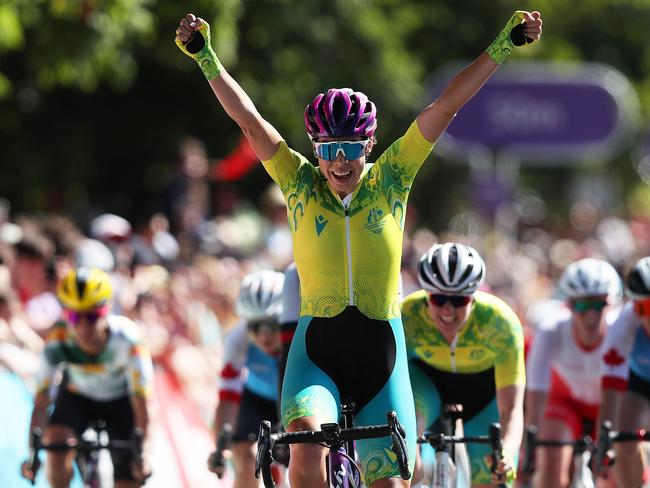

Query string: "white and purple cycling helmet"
[[304, 88, 377, 139]]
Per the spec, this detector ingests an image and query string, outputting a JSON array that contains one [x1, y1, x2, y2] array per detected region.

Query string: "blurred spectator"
[[90, 213, 132, 242], [129, 213, 180, 267], [75, 238, 115, 272], [9, 235, 61, 335], [165, 137, 211, 258], [0, 283, 43, 381], [257, 184, 292, 270]]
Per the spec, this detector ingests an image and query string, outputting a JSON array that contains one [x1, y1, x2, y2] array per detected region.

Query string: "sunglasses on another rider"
[[248, 320, 281, 335], [570, 299, 608, 313], [428, 294, 472, 308], [64, 305, 110, 326], [634, 298, 650, 318], [313, 139, 369, 161]]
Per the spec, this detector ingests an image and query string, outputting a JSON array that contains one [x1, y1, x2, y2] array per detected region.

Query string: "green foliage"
[[0, 0, 649, 226], [0, 0, 154, 94]]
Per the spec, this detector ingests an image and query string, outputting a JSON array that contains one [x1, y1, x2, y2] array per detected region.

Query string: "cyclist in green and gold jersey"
[[404, 243, 525, 487], [175, 12, 541, 488]]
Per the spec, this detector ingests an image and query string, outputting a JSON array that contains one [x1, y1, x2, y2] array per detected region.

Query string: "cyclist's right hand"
[[175, 14, 210, 58], [207, 448, 232, 478], [592, 448, 616, 479], [20, 459, 35, 482], [130, 458, 152, 484]]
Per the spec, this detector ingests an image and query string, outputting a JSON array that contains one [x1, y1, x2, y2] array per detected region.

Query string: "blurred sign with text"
[[431, 62, 640, 165]]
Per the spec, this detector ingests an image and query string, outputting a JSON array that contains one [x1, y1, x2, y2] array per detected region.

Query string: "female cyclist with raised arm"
[[175, 11, 542, 488], [208, 270, 285, 488]]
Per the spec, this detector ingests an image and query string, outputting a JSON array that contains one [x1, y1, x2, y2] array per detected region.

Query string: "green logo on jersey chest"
[[469, 349, 485, 360], [315, 214, 328, 236], [364, 207, 385, 235]]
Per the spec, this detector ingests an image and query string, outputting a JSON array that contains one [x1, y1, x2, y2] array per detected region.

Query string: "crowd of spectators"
[[1, 139, 649, 429]]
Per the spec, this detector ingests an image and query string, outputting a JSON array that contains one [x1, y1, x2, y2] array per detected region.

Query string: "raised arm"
[[175, 13, 283, 161], [416, 10, 542, 143]]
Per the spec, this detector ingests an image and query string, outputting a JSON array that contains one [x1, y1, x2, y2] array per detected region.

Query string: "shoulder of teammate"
[[107, 314, 146, 344], [600, 302, 635, 390], [473, 291, 522, 327], [222, 321, 250, 365], [44, 320, 68, 343], [526, 316, 563, 380], [401, 290, 429, 349], [472, 291, 524, 350], [601, 302, 637, 367], [401, 290, 428, 318], [604, 305, 622, 327], [602, 302, 638, 352], [280, 262, 300, 325]]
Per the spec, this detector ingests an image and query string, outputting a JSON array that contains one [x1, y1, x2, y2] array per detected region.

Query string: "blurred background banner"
[[432, 62, 640, 165]]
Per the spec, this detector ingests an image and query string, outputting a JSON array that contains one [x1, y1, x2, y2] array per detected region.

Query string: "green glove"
[[486, 11, 537, 64], [175, 21, 223, 80]]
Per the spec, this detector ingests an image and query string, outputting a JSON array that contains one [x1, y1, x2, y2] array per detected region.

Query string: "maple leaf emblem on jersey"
[[603, 347, 625, 366]]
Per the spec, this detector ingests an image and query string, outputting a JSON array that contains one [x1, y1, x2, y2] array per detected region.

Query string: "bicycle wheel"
[[328, 447, 361, 488], [76, 450, 100, 488]]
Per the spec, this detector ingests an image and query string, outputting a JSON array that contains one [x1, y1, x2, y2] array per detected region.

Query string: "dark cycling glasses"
[[248, 320, 280, 334], [634, 298, 650, 318], [571, 299, 608, 313], [313, 140, 369, 161], [64, 305, 110, 326], [428, 294, 472, 308]]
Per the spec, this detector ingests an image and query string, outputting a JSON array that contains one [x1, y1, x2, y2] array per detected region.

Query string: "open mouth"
[[331, 169, 352, 182], [439, 315, 457, 326]]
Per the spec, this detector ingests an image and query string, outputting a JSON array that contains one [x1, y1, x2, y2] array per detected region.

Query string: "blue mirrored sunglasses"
[[313, 140, 369, 161]]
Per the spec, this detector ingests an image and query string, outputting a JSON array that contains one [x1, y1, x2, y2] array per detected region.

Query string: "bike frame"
[[419, 422, 505, 488]]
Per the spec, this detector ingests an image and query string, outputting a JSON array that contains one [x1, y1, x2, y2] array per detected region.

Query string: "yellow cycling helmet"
[[57, 267, 113, 312]]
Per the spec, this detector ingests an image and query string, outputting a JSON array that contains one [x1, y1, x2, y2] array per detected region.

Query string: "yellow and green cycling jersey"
[[263, 121, 434, 320], [402, 290, 525, 388]]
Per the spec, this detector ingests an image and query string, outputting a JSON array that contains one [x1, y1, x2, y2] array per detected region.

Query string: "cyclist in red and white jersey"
[[526, 258, 621, 488], [208, 269, 284, 488], [599, 256, 650, 488]]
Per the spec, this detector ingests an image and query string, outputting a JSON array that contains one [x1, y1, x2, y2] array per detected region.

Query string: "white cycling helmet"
[[236, 269, 285, 321], [417, 243, 486, 296], [625, 256, 650, 300], [558, 258, 622, 300]]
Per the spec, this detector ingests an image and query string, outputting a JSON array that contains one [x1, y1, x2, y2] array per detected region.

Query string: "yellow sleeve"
[[262, 141, 307, 195], [493, 303, 526, 389], [372, 121, 435, 181]]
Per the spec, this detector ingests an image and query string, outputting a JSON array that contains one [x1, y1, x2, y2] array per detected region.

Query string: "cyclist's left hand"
[[131, 455, 152, 483], [485, 449, 516, 484], [521, 11, 543, 43]]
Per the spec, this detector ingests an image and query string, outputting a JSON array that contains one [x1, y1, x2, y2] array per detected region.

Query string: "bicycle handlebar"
[[522, 424, 595, 475], [489, 423, 507, 488], [592, 420, 650, 472], [523, 420, 650, 477], [208, 423, 233, 477], [24, 427, 145, 484], [418, 421, 506, 485], [255, 411, 411, 487]]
